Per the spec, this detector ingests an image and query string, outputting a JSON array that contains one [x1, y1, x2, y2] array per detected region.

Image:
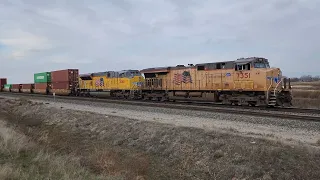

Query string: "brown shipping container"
[[34, 83, 49, 90], [21, 84, 34, 93], [0, 78, 7, 87], [34, 83, 50, 94], [51, 81, 74, 95], [51, 69, 79, 83], [22, 84, 33, 89], [51, 81, 70, 90], [12, 84, 21, 89], [11, 84, 20, 92]]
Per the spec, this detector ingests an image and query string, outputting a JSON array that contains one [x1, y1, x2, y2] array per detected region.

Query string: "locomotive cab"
[[235, 57, 292, 107]]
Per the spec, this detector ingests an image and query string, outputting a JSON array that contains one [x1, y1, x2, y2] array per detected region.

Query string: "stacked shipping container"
[[0, 69, 79, 95], [50, 69, 79, 95], [11, 84, 21, 92], [3, 84, 12, 92], [34, 72, 51, 94], [0, 78, 7, 90], [21, 83, 34, 93]]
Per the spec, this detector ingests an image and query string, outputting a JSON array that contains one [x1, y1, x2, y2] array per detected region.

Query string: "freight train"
[[0, 57, 292, 107]]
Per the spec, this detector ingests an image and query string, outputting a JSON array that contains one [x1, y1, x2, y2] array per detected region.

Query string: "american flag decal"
[[174, 71, 192, 85], [95, 78, 104, 87]]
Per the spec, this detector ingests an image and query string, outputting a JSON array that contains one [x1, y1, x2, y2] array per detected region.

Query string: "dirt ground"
[[0, 98, 320, 180]]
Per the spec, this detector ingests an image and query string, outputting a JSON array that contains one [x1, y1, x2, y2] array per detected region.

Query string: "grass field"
[[1, 98, 320, 179], [0, 120, 113, 180], [291, 81, 320, 108]]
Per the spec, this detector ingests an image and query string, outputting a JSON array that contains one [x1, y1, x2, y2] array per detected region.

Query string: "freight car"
[[21, 84, 34, 93], [78, 70, 143, 98], [11, 84, 21, 93], [0, 69, 79, 96], [140, 57, 292, 107], [3, 84, 11, 92], [34, 71, 51, 94], [51, 69, 79, 95]]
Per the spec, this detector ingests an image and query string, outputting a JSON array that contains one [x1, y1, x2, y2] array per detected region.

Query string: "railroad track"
[[169, 100, 320, 115], [1, 92, 320, 122]]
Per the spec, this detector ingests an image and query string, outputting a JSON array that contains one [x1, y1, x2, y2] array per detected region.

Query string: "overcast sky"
[[0, 0, 319, 83]]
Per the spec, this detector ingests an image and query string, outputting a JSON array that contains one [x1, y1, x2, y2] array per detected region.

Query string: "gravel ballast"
[[1, 94, 320, 146]]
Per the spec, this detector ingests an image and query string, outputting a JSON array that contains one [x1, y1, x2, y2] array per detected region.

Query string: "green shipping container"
[[4, 84, 12, 88], [34, 72, 51, 83]]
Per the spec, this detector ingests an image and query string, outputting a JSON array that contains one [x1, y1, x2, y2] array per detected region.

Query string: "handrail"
[[274, 78, 283, 96], [266, 78, 273, 101]]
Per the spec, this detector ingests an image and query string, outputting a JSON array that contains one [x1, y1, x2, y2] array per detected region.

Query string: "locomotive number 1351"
[[237, 72, 251, 78]]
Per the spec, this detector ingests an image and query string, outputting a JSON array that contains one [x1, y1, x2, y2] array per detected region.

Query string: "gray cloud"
[[0, 0, 319, 83]]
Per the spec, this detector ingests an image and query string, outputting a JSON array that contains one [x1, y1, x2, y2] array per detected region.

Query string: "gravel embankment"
[[1, 94, 319, 146], [1, 97, 320, 179]]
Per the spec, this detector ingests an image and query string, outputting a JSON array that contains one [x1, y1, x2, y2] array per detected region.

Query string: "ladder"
[[267, 78, 282, 106], [268, 92, 277, 106]]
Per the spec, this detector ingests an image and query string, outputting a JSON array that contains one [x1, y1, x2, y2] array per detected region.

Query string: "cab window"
[[254, 62, 270, 68], [235, 63, 250, 71]]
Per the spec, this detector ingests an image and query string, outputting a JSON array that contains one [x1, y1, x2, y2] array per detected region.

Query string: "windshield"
[[254, 62, 270, 68]]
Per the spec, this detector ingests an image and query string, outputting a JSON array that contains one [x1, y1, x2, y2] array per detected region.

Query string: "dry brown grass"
[[292, 90, 320, 99], [0, 100, 148, 180], [291, 81, 320, 86], [1, 98, 320, 179], [0, 121, 108, 180], [290, 81, 320, 108], [292, 98, 320, 109], [89, 147, 149, 178]]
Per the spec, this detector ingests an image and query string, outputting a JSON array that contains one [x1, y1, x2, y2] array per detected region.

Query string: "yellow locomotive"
[[78, 70, 144, 98], [140, 57, 292, 107]]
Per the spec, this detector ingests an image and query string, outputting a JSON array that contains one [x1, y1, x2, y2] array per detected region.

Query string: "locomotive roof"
[[89, 69, 140, 75], [195, 60, 234, 66], [140, 57, 268, 73], [117, 69, 140, 73], [235, 57, 268, 63], [79, 73, 93, 77], [140, 67, 170, 73]]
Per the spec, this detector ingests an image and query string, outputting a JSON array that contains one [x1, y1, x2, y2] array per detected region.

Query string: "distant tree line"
[[287, 75, 320, 82]]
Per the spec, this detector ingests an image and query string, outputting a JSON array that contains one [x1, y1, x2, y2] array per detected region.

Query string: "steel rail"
[[2, 91, 320, 115], [0, 92, 319, 122]]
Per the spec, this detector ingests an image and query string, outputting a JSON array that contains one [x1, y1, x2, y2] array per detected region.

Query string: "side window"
[[217, 63, 225, 69], [240, 65, 244, 70], [197, 66, 205, 70], [235, 63, 250, 71]]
